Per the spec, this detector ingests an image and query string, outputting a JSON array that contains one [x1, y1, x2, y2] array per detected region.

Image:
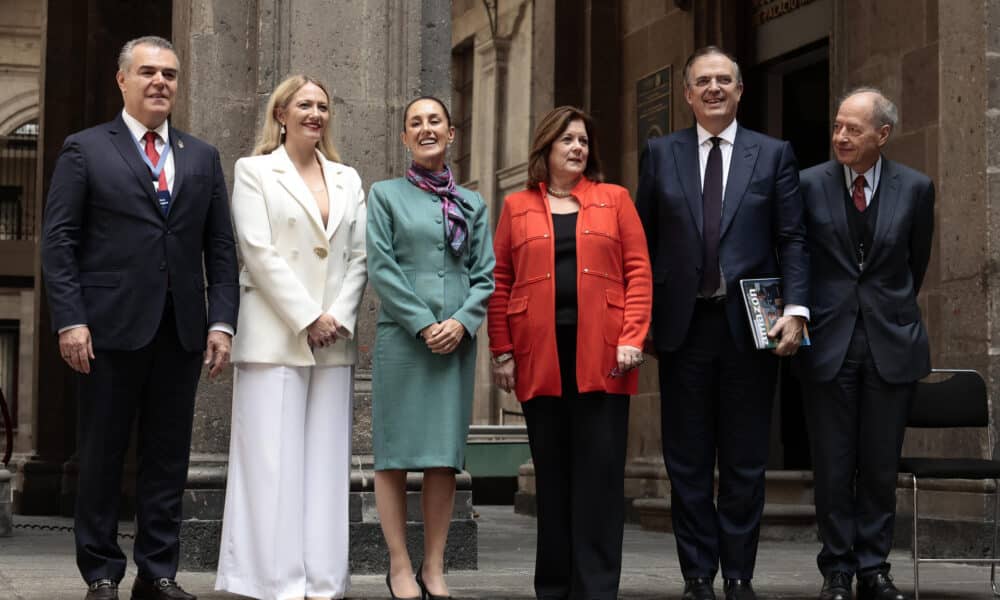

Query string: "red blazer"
[[488, 177, 652, 401]]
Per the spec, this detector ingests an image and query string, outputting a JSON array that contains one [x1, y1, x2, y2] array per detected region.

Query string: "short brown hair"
[[527, 106, 604, 189]]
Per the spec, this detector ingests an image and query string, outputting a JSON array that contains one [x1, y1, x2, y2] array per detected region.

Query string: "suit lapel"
[[868, 157, 899, 264], [272, 146, 327, 236], [720, 127, 759, 239], [107, 116, 162, 217], [821, 161, 856, 266], [321, 155, 347, 240], [167, 127, 186, 213], [672, 128, 703, 236]]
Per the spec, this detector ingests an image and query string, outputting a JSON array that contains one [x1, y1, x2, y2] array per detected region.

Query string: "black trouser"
[[658, 299, 777, 580], [74, 300, 202, 584], [522, 323, 630, 600], [803, 317, 914, 577]]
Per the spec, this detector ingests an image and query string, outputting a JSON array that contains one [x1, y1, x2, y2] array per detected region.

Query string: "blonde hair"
[[253, 74, 341, 162]]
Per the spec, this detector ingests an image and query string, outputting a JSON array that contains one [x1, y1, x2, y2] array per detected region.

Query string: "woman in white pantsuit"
[[215, 75, 367, 600]]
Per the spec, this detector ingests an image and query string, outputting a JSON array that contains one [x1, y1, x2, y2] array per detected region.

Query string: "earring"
[[280, 124, 286, 135]]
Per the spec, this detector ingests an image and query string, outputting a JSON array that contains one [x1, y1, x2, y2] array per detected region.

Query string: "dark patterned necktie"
[[852, 175, 867, 212]]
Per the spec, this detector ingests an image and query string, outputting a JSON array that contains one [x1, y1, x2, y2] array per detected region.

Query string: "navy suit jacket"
[[41, 114, 239, 352], [795, 158, 934, 383], [636, 125, 809, 352]]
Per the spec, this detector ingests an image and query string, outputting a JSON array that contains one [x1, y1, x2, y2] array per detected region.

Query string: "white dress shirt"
[[843, 157, 882, 206], [121, 109, 175, 193]]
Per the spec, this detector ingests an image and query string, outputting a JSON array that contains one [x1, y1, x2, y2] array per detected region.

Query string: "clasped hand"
[[307, 313, 346, 349], [767, 315, 805, 357], [420, 318, 466, 355]]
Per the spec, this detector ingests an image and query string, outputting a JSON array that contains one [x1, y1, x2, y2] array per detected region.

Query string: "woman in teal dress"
[[367, 96, 495, 599]]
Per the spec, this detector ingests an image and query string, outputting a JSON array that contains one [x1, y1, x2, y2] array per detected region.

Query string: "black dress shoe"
[[130, 577, 196, 600], [386, 572, 421, 600], [416, 562, 452, 600], [857, 572, 907, 600], [820, 572, 853, 600], [85, 579, 119, 600], [724, 579, 757, 600], [683, 577, 717, 600]]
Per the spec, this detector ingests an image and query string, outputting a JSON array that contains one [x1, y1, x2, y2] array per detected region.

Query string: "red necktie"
[[143, 131, 171, 215], [852, 175, 867, 212]]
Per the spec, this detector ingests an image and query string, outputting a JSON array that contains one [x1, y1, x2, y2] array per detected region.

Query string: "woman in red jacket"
[[487, 106, 652, 600]]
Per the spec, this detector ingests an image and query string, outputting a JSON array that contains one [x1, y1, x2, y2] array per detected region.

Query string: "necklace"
[[547, 188, 573, 198]]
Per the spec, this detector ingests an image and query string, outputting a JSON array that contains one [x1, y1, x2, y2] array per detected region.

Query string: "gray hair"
[[118, 36, 175, 72], [683, 46, 743, 87], [839, 86, 898, 130]]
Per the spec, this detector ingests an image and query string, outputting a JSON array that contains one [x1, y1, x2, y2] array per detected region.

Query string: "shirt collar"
[[843, 156, 881, 192], [121, 109, 169, 146], [696, 119, 738, 147]]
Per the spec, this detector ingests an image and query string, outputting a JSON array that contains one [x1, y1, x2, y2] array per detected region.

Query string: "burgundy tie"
[[852, 175, 867, 212]]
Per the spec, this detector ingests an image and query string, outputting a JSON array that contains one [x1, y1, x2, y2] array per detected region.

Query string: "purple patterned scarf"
[[406, 162, 469, 256]]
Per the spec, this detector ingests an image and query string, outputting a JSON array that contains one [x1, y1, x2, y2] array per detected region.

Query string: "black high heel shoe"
[[386, 572, 421, 600], [416, 562, 452, 600]]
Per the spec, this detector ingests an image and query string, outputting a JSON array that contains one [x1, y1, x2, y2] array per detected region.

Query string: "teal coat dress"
[[366, 177, 495, 471]]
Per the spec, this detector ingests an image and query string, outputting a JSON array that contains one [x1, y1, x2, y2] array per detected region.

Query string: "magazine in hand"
[[738, 277, 811, 350]]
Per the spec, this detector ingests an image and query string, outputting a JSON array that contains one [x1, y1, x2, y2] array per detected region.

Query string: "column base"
[[178, 454, 480, 572], [0, 468, 11, 536]]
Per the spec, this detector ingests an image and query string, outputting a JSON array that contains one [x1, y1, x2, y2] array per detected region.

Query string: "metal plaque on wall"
[[636, 66, 672, 155]]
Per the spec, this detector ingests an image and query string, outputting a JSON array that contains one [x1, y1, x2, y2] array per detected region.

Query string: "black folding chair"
[[899, 369, 1000, 599]]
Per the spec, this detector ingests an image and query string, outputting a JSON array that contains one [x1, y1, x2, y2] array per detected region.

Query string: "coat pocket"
[[604, 288, 625, 345], [79, 271, 121, 288], [506, 296, 531, 354]]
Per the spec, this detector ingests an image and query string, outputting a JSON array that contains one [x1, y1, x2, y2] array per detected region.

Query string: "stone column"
[[172, 0, 469, 571]]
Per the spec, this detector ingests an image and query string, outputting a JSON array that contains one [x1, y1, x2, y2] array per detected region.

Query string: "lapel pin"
[[178, 139, 185, 149]]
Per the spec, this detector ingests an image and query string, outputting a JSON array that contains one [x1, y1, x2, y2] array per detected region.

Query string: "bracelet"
[[491, 352, 513, 366]]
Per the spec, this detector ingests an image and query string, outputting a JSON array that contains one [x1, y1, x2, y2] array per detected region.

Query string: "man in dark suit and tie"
[[797, 89, 933, 600], [41, 36, 238, 600], [636, 46, 809, 600]]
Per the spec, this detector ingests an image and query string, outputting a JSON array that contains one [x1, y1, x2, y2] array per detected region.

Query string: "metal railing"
[[0, 131, 39, 241]]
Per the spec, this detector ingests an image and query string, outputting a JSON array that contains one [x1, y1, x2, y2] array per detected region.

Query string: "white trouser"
[[216, 363, 353, 600]]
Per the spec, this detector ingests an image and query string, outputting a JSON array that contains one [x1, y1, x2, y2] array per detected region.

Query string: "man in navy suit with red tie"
[[797, 89, 933, 600], [636, 46, 809, 600], [41, 36, 238, 600]]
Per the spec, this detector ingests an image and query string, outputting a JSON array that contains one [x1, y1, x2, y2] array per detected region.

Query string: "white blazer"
[[230, 145, 367, 366]]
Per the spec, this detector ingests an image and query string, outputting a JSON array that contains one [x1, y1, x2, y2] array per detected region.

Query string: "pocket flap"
[[79, 271, 121, 288], [506, 296, 529, 315], [606, 289, 625, 308]]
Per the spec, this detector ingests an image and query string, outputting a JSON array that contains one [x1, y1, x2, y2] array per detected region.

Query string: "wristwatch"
[[491, 352, 513, 366]]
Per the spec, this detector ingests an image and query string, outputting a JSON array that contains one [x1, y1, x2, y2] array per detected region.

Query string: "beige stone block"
[[925, 124, 938, 184], [925, 0, 938, 43], [621, 0, 673, 37], [901, 43, 938, 131], [621, 27, 650, 86], [845, 0, 925, 73], [886, 129, 927, 176]]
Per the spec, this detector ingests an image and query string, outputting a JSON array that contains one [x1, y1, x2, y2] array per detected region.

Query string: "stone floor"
[[0, 506, 995, 599]]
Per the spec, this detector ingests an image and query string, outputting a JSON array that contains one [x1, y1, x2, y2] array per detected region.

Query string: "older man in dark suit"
[[636, 46, 809, 600], [41, 35, 238, 600], [797, 88, 933, 600]]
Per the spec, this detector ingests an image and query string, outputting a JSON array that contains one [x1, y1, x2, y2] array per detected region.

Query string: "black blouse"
[[552, 211, 578, 325]]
